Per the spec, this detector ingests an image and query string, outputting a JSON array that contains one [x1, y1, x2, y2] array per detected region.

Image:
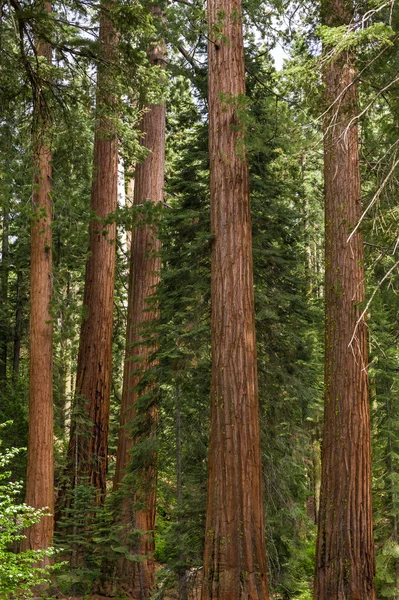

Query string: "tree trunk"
[[111, 34, 166, 598], [21, 3, 54, 558], [67, 7, 118, 501], [383, 394, 399, 598], [0, 203, 9, 383], [314, 1, 376, 597], [12, 269, 23, 378], [201, 1, 269, 598], [57, 273, 72, 434], [124, 175, 134, 254], [312, 438, 321, 525], [176, 383, 187, 600]]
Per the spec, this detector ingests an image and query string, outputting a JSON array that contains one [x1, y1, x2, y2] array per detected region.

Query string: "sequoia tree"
[[67, 6, 118, 499], [22, 1, 54, 558], [112, 29, 166, 598], [314, 0, 376, 597], [201, 0, 269, 597]]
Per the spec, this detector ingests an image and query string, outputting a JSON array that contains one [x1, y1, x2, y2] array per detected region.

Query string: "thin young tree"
[[201, 0, 269, 597], [22, 1, 54, 558], [0, 202, 9, 383], [112, 29, 166, 597], [314, 0, 376, 597]]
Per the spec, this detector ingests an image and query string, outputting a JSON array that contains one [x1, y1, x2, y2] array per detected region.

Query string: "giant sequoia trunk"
[[314, 1, 376, 598], [112, 38, 165, 598], [22, 4, 54, 557], [201, 0, 269, 598], [67, 7, 118, 500]]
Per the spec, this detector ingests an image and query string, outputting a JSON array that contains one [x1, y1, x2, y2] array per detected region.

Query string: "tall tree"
[[12, 269, 25, 378], [201, 0, 269, 597], [314, 1, 376, 597], [0, 202, 9, 383], [21, 1, 54, 558], [112, 28, 166, 598], [66, 5, 118, 500]]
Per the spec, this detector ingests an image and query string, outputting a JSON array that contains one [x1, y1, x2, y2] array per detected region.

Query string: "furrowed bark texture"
[[201, 0, 269, 598], [314, 1, 376, 598], [112, 40, 165, 599], [22, 5, 54, 556], [67, 8, 118, 500]]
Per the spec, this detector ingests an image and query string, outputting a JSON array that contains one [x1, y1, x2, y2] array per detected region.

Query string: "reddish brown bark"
[[201, 1, 269, 599], [67, 8, 118, 500], [314, 1, 376, 598], [111, 40, 166, 599], [22, 4, 54, 557]]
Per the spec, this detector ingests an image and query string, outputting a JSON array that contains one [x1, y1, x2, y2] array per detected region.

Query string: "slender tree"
[[112, 29, 166, 596], [314, 1, 376, 597], [201, 0, 269, 597], [12, 269, 24, 378], [0, 202, 9, 383], [21, 1, 54, 558], [66, 5, 118, 500]]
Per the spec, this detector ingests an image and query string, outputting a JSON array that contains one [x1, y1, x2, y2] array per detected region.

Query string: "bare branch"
[[349, 259, 399, 349], [348, 154, 399, 242]]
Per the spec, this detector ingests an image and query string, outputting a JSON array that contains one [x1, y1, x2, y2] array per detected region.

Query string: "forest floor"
[[51, 597, 177, 600], [47, 565, 202, 599]]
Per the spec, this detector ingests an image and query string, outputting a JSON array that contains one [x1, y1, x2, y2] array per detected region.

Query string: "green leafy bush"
[[0, 431, 55, 599]]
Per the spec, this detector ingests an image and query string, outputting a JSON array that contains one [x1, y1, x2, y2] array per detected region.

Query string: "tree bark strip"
[[0, 203, 9, 382], [67, 6, 118, 500], [12, 269, 24, 378], [314, 1, 376, 597], [112, 30, 166, 598], [201, 0, 269, 598], [21, 2, 54, 557]]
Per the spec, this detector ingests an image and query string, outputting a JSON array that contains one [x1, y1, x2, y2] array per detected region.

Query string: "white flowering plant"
[[0, 428, 55, 599]]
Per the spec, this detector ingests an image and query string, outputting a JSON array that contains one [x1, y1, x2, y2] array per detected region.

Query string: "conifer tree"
[[22, 0, 54, 559], [201, 0, 269, 597], [67, 5, 118, 500], [112, 20, 166, 596], [314, 0, 376, 597], [0, 203, 9, 384]]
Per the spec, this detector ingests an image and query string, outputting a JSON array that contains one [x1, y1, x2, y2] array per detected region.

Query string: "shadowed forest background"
[[1, 0, 399, 597]]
